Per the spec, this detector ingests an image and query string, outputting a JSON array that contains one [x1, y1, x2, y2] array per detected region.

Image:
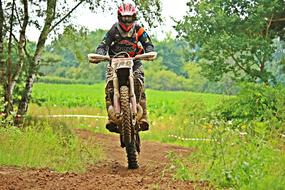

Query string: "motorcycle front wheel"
[[120, 85, 139, 169]]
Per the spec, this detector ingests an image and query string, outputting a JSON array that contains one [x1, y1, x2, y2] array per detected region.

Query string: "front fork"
[[113, 72, 120, 116], [113, 68, 137, 122], [129, 69, 137, 126]]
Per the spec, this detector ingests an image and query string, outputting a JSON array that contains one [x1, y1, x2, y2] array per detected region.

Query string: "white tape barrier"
[[168, 134, 214, 141], [169, 133, 285, 142], [35, 115, 108, 119]]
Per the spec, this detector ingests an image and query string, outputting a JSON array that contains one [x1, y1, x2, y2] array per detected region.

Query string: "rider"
[[94, 3, 154, 133]]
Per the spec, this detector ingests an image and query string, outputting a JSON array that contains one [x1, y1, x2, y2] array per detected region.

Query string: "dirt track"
[[0, 129, 206, 190]]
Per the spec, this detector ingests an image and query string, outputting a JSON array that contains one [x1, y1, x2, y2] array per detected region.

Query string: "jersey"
[[95, 22, 154, 70]]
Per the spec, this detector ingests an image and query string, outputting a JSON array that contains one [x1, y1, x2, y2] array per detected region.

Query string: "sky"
[[26, 0, 189, 41]]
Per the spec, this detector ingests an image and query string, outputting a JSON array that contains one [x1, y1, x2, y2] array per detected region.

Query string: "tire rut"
[[0, 129, 208, 190]]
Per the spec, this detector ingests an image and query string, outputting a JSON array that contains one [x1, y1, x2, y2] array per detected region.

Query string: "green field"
[[2, 83, 284, 189], [30, 82, 225, 115], [30, 83, 227, 141]]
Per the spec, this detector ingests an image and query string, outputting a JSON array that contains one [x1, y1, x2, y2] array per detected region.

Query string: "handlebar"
[[88, 52, 157, 64]]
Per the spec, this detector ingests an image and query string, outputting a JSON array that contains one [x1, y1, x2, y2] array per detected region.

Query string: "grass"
[[0, 123, 105, 172], [30, 82, 226, 137], [31, 83, 225, 114], [30, 82, 227, 143], [179, 125, 285, 189], [31, 83, 105, 108], [11, 83, 285, 189]]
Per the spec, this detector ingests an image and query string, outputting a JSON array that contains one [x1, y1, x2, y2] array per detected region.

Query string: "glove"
[[96, 48, 106, 56]]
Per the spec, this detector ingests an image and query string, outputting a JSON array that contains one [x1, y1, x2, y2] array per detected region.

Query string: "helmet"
[[117, 3, 137, 32]]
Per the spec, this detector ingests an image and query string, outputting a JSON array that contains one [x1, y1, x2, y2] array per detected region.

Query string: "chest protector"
[[109, 23, 144, 57]]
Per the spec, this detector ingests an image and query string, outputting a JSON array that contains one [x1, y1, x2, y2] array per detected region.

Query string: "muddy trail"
[[0, 129, 207, 190]]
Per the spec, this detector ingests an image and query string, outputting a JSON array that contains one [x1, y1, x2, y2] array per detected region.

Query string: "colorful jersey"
[[96, 22, 154, 58]]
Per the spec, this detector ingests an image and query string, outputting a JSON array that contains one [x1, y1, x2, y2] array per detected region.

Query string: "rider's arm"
[[95, 26, 116, 55], [136, 26, 154, 53]]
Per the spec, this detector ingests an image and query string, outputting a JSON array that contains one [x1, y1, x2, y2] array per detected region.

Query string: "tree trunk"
[[11, 0, 29, 88], [4, 0, 15, 116], [8, 0, 29, 117], [0, 0, 4, 86], [259, 61, 269, 85], [16, 0, 57, 125]]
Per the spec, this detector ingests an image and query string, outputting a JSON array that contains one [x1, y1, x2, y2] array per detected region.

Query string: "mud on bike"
[[88, 51, 157, 169]]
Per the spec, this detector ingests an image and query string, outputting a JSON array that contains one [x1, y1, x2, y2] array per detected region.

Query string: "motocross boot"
[[139, 98, 149, 131], [105, 100, 120, 133]]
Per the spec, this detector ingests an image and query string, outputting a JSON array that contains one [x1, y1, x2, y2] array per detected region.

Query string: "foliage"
[[183, 63, 240, 94], [0, 123, 104, 172], [153, 36, 189, 76], [216, 83, 285, 132], [145, 61, 191, 91], [268, 39, 285, 85], [176, 0, 285, 83], [144, 60, 239, 93], [44, 28, 190, 85], [41, 27, 107, 82]]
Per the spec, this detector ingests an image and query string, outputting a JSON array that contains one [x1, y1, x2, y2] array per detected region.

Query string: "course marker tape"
[[168, 134, 214, 141], [36, 115, 108, 119]]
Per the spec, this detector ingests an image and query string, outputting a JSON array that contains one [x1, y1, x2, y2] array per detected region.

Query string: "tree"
[[154, 34, 189, 76], [0, 0, 162, 126], [175, 0, 285, 84], [43, 27, 107, 82]]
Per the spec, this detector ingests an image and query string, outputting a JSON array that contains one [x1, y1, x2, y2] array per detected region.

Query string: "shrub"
[[216, 83, 285, 131]]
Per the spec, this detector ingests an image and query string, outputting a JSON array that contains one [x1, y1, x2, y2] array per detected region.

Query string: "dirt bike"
[[88, 51, 157, 169]]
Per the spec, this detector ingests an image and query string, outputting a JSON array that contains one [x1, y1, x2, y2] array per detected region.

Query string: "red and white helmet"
[[117, 3, 137, 31], [118, 3, 137, 17]]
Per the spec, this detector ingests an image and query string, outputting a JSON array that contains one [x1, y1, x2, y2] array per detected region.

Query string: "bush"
[[145, 69, 192, 91], [216, 83, 285, 131]]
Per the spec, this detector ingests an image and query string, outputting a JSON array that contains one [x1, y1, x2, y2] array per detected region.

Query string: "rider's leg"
[[139, 91, 149, 131], [105, 66, 120, 133], [134, 66, 149, 131]]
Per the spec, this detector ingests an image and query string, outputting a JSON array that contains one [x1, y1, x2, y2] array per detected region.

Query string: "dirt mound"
[[0, 130, 205, 190]]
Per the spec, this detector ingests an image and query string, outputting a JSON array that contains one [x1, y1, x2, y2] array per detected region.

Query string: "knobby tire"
[[120, 86, 138, 169]]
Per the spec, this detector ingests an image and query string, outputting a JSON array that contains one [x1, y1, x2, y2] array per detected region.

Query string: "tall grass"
[[163, 84, 285, 189], [0, 123, 104, 172], [176, 122, 285, 189]]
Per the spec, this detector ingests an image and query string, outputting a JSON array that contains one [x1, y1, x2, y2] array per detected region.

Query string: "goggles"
[[121, 16, 134, 23]]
